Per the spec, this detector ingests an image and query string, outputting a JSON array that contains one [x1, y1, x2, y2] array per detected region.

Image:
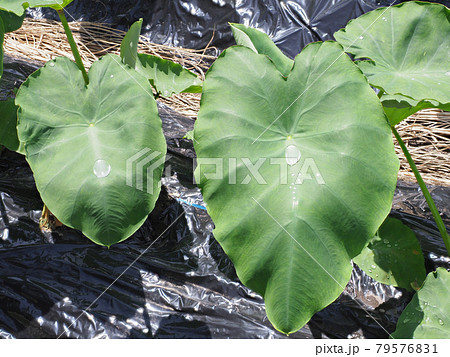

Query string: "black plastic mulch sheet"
[[27, 0, 450, 58], [1, 56, 450, 339]]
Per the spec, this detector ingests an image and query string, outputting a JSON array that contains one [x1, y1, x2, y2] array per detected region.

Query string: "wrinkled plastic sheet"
[[27, 0, 450, 58]]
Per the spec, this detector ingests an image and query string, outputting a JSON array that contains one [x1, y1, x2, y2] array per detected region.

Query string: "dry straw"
[[4, 19, 450, 186]]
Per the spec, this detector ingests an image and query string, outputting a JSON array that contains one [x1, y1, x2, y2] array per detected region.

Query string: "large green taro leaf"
[[392, 268, 450, 339], [334, 2, 450, 106], [354, 217, 426, 290], [230, 23, 293, 77], [193, 42, 399, 333], [16, 54, 166, 246], [0, 1, 73, 15]]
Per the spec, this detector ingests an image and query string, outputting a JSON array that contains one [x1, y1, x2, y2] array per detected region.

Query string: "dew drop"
[[445, 71, 450, 76], [359, 36, 364, 40], [383, 239, 389, 244], [129, 41, 134, 48], [110, 74, 114, 78], [382, 17, 387, 21], [423, 301, 429, 306], [371, 264, 376, 269], [49, 62, 55, 67], [375, 273, 379, 277], [438, 319, 444, 326], [93, 159, 111, 178], [285, 145, 301, 166], [394, 243, 398, 247], [369, 269, 372, 273], [411, 78, 415, 81], [387, 244, 391, 248]]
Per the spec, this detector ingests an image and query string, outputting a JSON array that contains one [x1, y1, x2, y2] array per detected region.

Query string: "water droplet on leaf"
[[110, 74, 114, 78], [359, 36, 364, 40], [285, 145, 301, 166], [49, 62, 55, 67], [438, 319, 444, 326], [93, 159, 111, 178]]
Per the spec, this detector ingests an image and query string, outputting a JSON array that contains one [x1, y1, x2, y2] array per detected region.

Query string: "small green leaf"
[[354, 217, 426, 290], [0, 98, 21, 151], [16, 55, 166, 246], [0, 9, 24, 32], [194, 42, 398, 334], [392, 268, 450, 339], [381, 94, 436, 126], [120, 19, 202, 96], [136, 54, 202, 96], [120, 18, 142, 69], [335, 2, 450, 106], [0, 1, 74, 15], [230, 23, 293, 77]]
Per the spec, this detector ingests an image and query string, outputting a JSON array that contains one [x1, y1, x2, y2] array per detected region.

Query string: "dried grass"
[[4, 19, 450, 186]]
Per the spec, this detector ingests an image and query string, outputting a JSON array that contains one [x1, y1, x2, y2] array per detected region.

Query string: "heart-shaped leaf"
[[334, 2, 450, 106], [0, 98, 20, 151], [120, 19, 202, 96], [0, 0, 73, 15], [354, 217, 426, 290], [193, 42, 399, 333], [16, 54, 166, 246], [230, 23, 293, 77], [392, 268, 450, 338]]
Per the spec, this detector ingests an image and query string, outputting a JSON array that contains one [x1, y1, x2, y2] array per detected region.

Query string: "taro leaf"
[[354, 217, 426, 290], [334, 2, 450, 106], [15, 54, 166, 246], [120, 18, 142, 69], [0, 98, 20, 151], [193, 42, 399, 334], [392, 268, 450, 339], [120, 19, 202, 96], [0, 8, 24, 32], [0, 0, 73, 15], [381, 93, 450, 126], [230, 23, 293, 77], [136, 54, 202, 96]]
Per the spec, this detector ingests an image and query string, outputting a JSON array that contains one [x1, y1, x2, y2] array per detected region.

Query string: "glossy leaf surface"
[[335, 2, 450, 106], [194, 42, 399, 333], [16, 55, 166, 246], [354, 217, 426, 290], [392, 268, 450, 338]]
